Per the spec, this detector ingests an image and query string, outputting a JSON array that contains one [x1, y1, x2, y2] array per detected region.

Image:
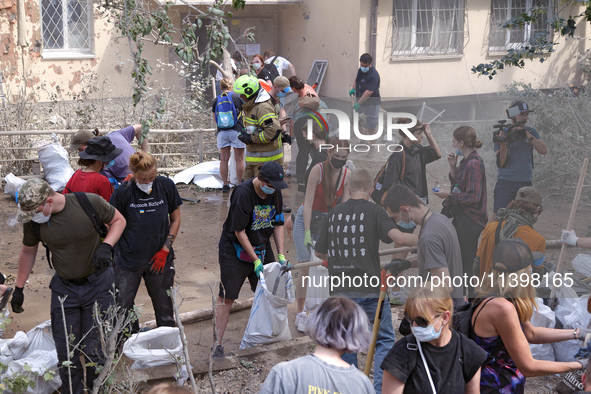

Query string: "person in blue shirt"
[[349, 53, 381, 139], [493, 100, 547, 215]]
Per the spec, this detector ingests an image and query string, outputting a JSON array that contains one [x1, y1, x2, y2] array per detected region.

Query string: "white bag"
[[4, 173, 26, 201], [553, 295, 590, 362], [240, 262, 295, 349], [529, 298, 555, 361], [122, 326, 184, 370], [572, 254, 591, 278], [36, 134, 74, 191], [1, 320, 62, 394], [228, 148, 243, 186], [303, 264, 330, 313]]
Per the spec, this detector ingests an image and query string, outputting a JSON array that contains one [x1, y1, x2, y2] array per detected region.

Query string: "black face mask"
[[331, 157, 347, 169]]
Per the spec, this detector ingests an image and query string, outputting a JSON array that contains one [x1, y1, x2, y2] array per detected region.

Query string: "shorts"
[[359, 103, 380, 130], [293, 204, 319, 262], [217, 129, 246, 149], [218, 249, 259, 300]]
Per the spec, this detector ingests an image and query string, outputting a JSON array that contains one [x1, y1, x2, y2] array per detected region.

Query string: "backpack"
[[215, 92, 238, 129], [34, 192, 108, 269], [371, 147, 405, 206], [262, 56, 280, 82]]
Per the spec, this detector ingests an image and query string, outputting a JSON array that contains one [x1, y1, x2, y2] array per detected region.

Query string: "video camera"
[[492, 120, 527, 144]]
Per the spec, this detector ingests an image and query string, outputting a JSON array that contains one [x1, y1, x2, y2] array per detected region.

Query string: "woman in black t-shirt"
[[109, 152, 182, 334], [382, 284, 487, 394]]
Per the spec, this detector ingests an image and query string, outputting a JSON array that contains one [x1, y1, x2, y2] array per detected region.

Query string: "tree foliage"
[[472, 1, 590, 79]]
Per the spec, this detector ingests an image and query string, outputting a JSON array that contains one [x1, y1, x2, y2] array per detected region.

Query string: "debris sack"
[[122, 326, 184, 370], [3, 173, 26, 201], [240, 262, 295, 349], [304, 250, 329, 313], [37, 134, 74, 192], [529, 298, 555, 361], [554, 295, 591, 362]]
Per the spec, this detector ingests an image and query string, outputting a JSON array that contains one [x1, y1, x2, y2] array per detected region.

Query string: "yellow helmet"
[[233, 75, 260, 99]]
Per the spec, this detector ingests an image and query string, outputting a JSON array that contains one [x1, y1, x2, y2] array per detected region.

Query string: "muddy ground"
[[0, 140, 589, 393]]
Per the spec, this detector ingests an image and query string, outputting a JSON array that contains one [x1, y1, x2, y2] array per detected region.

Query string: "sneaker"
[[283, 204, 292, 213], [222, 184, 230, 193], [212, 344, 224, 358], [295, 312, 307, 333]]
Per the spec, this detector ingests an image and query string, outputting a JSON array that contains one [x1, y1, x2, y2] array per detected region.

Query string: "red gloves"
[[321, 260, 328, 268], [150, 249, 169, 274]]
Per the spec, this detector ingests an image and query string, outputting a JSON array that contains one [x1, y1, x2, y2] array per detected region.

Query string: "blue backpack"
[[215, 92, 238, 129]]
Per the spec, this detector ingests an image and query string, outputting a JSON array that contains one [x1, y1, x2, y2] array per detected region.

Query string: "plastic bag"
[[240, 262, 295, 349], [529, 298, 555, 361], [572, 254, 591, 278], [0, 331, 29, 363], [37, 134, 74, 191], [303, 265, 330, 313], [4, 173, 26, 201], [1, 320, 61, 394], [123, 326, 184, 370], [228, 148, 243, 186], [553, 295, 590, 362]]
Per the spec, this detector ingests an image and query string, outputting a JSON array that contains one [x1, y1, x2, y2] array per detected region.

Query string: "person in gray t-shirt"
[[259, 298, 375, 394], [384, 185, 465, 303]]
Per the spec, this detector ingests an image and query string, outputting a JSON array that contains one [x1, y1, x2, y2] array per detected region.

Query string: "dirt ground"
[[0, 141, 589, 393]]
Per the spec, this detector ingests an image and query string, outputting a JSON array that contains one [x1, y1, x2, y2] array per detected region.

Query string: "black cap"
[[79, 136, 123, 162], [509, 101, 534, 114], [259, 161, 288, 190], [492, 238, 543, 273]]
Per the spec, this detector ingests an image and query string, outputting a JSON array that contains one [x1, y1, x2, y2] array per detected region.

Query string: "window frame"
[[391, 0, 466, 59], [39, 0, 95, 60], [489, 0, 555, 53]]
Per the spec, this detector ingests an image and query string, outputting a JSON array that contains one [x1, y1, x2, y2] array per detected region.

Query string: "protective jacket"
[[242, 88, 283, 163]]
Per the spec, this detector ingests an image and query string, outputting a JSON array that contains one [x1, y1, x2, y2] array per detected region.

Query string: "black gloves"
[[385, 258, 411, 276], [92, 243, 113, 269], [282, 133, 292, 145], [11, 286, 24, 313], [238, 133, 253, 145]]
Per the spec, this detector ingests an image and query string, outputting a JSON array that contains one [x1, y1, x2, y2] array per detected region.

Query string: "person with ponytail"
[[292, 138, 351, 331], [434, 126, 487, 296], [109, 152, 182, 334]]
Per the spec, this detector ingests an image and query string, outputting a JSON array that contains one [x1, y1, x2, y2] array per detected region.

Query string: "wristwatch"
[[529, 136, 535, 141]]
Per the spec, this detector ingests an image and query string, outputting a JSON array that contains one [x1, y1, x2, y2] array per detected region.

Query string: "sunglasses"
[[404, 313, 440, 328]]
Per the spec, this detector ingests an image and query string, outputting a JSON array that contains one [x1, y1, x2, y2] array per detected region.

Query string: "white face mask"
[[411, 316, 444, 342], [32, 204, 51, 224], [136, 181, 153, 194]]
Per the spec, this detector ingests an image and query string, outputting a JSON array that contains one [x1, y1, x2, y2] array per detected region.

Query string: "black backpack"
[[262, 56, 280, 82]]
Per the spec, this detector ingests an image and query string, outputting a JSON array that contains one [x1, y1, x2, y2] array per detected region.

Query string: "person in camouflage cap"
[[11, 177, 126, 394], [16, 178, 52, 223]]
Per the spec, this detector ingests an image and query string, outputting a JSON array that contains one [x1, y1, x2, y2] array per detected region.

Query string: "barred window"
[[489, 0, 554, 52], [392, 0, 465, 57], [40, 0, 94, 58]]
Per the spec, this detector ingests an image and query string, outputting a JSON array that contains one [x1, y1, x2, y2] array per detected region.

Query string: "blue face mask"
[[397, 210, 416, 230], [411, 317, 443, 342], [104, 159, 115, 169], [277, 91, 287, 98], [455, 147, 463, 156], [360, 66, 370, 73], [261, 183, 276, 195]]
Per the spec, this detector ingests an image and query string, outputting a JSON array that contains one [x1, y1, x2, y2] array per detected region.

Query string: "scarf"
[[494, 208, 538, 241]]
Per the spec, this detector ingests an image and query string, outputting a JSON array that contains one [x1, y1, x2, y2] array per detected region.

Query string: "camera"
[[492, 120, 527, 144]]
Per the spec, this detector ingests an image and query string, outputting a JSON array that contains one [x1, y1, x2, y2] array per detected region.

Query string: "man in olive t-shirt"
[[11, 179, 126, 394]]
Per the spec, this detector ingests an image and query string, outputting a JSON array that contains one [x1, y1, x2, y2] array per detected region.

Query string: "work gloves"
[[561, 230, 579, 247], [349, 88, 355, 97], [579, 358, 589, 370], [93, 243, 113, 269], [352, 103, 360, 112], [150, 248, 169, 274], [385, 258, 411, 276], [238, 132, 253, 145], [253, 259, 263, 278], [304, 230, 314, 254], [282, 133, 292, 145], [578, 328, 591, 341], [278, 254, 290, 266], [11, 286, 24, 314]]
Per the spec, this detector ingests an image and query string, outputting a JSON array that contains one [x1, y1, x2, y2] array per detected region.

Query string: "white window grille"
[[40, 0, 94, 59], [489, 0, 554, 52], [392, 0, 466, 57]]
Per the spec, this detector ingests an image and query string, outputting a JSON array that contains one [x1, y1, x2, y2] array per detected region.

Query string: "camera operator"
[[493, 101, 547, 215]]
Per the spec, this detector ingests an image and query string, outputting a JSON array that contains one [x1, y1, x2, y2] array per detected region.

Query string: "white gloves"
[[561, 230, 579, 247]]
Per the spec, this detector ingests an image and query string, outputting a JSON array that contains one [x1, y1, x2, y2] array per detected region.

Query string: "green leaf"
[[43, 372, 54, 381]]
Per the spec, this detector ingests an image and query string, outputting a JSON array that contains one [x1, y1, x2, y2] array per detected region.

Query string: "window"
[[489, 0, 554, 52], [40, 0, 94, 58], [392, 0, 466, 57]]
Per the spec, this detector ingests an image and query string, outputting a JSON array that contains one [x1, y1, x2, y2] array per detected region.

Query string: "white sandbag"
[[529, 298, 555, 361], [240, 262, 295, 349], [303, 265, 330, 313], [553, 295, 590, 362], [171, 161, 223, 189], [572, 254, 591, 278], [36, 134, 74, 191], [123, 326, 184, 369], [4, 173, 26, 201], [228, 148, 243, 186], [0, 331, 29, 363], [2, 320, 61, 394]]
